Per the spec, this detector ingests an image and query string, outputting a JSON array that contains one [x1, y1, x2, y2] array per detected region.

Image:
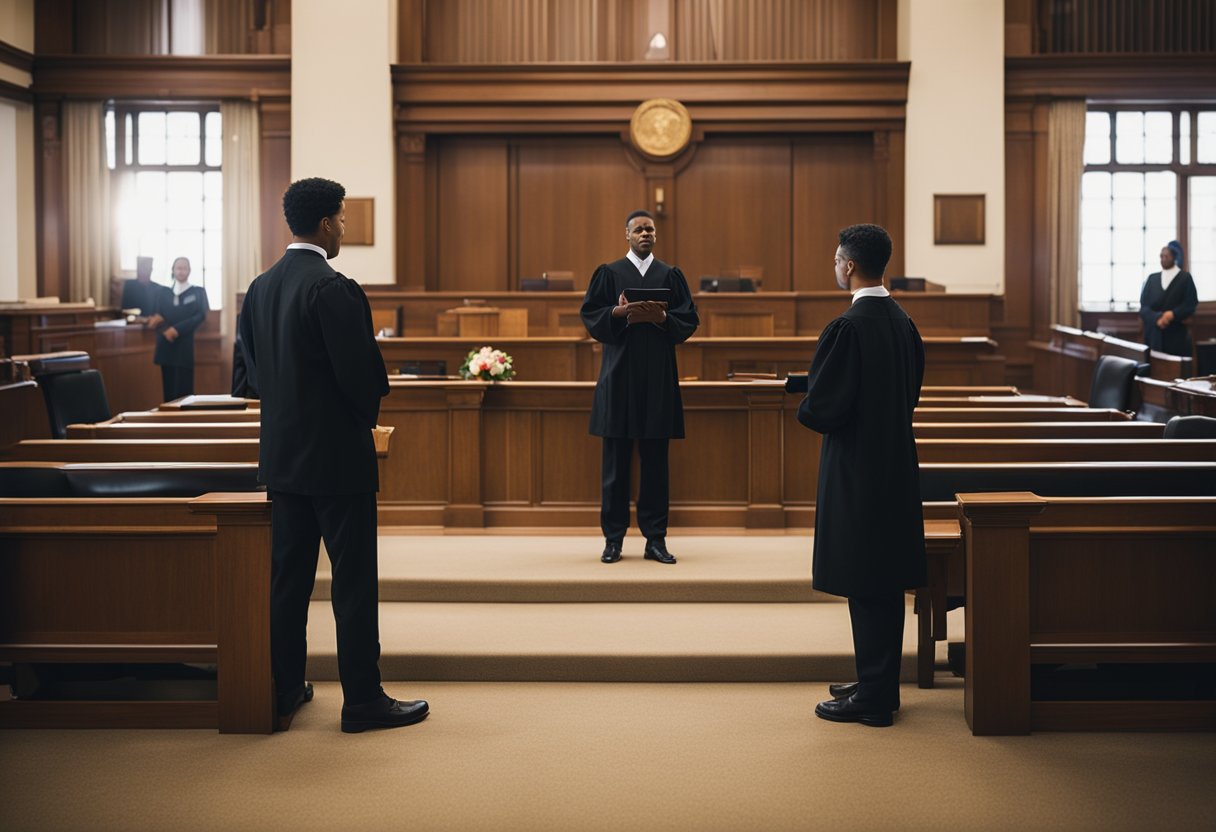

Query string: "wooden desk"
[[0, 381, 49, 448], [367, 289, 997, 338]]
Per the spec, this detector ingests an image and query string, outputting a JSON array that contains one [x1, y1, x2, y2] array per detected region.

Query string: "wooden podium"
[[437, 306, 528, 337]]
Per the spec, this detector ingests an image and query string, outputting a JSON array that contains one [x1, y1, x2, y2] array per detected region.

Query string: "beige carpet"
[[3, 680, 1214, 832]]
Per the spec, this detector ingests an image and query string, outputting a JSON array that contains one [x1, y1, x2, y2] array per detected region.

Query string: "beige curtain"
[[205, 0, 251, 53], [1047, 99, 1086, 328], [63, 102, 112, 305], [220, 100, 262, 335]]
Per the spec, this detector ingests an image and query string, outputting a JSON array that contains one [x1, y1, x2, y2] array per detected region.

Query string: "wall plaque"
[[630, 98, 692, 159]]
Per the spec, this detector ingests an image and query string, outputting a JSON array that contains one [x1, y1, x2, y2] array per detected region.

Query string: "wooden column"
[[35, 99, 66, 301], [958, 491, 1046, 736], [444, 384, 485, 526], [190, 492, 275, 734], [396, 131, 427, 288]]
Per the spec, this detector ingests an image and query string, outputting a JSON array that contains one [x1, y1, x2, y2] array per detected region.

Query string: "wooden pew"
[[0, 491, 274, 732], [118, 409, 261, 423], [912, 422, 1164, 439], [3, 439, 260, 463], [67, 422, 261, 439], [912, 407, 1129, 422], [958, 492, 1216, 735], [915, 438, 1216, 464], [916, 395, 1084, 408]]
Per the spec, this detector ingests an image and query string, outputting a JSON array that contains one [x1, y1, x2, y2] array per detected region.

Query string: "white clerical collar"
[[626, 249, 654, 276], [851, 284, 891, 304], [172, 280, 191, 296], [287, 242, 329, 258]]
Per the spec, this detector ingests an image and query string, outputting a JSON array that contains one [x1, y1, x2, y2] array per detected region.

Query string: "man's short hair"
[[838, 224, 893, 279], [626, 209, 654, 227], [283, 178, 346, 236]]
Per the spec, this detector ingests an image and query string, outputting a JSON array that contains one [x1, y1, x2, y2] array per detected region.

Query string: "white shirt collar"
[[626, 249, 654, 276], [851, 284, 891, 304], [172, 280, 191, 296], [287, 242, 329, 259], [1161, 266, 1180, 290]]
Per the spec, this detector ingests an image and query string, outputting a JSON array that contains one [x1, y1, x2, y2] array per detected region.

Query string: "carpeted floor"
[[3, 679, 1214, 832]]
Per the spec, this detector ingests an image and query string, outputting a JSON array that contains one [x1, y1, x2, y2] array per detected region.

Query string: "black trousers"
[[269, 490, 382, 706], [601, 437, 669, 543], [847, 592, 906, 711], [160, 364, 194, 403]]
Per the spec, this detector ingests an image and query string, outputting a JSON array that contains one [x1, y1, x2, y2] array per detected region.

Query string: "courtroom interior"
[[1, 1, 1215, 830]]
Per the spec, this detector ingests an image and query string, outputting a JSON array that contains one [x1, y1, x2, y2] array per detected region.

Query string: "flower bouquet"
[[459, 346, 515, 381]]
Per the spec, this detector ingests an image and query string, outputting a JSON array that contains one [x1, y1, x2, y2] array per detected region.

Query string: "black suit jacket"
[[238, 249, 389, 495], [153, 284, 209, 368]]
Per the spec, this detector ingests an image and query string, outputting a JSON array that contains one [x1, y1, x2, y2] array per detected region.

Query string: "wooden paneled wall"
[[408, 0, 896, 63], [1039, 0, 1216, 55], [673, 0, 895, 61], [424, 133, 892, 292]]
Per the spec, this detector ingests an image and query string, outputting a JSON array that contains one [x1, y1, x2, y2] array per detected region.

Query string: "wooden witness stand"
[[0, 493, 275, 733]]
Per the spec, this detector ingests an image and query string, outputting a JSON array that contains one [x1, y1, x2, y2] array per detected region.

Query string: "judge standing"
[[1139, 240, 1198, 357], [148, 256, 208, 402], [240, 177, 428, 733], [581, 210, 699, 565], [796, 224, 925, 728]]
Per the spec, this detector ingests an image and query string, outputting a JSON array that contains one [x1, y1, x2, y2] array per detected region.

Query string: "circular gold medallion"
[[630, 98, 692, 159]]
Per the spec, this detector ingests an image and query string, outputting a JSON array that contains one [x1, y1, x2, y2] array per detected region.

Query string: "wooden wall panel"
[[673, 0, 881, 61], [515, 140, 646, 288], [791, 134, 875, 291], [423, 0, 632, 63], [673, 140, 792, 291], [258, 101, 291, 271], [435, 140, 509, 291]]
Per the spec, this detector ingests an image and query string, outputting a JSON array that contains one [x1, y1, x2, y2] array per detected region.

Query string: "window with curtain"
[[106, 105, 224, 309], [1080, 107, 1216, 310]]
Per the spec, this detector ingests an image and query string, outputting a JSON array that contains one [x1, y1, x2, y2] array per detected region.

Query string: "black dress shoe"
[[643, 539, 677, 564], [601, 540, 622, 563], [277, 681, 314, 717], [829, 681, 859, 699], [341, 693, 429, 734], [814, 695, 894, 728]]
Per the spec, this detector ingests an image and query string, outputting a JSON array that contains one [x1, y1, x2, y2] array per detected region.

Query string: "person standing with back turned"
[[239, 177, 429, 733], [796, 224, 925, 728]]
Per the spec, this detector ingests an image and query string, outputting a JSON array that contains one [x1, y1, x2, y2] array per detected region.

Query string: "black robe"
[[239, 249, 389, 495], [581, 257, 699, 439], [152, 284, 209, 368], [1139, 270, 1198, 357], [797, 295, 926, 598]]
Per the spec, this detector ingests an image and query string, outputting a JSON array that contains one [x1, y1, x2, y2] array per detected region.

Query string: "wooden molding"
[[0, 77, 32, 104], [1006, 54, 1216, 101], [0, 39, 34, 73], [33, 55, 291, 100], [392, 61, 911, 134]]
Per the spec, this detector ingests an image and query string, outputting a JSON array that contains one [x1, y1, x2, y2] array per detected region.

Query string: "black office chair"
[[37, 369, 112, 439], [1163, 415, 1216, 439], [1087, 355, 1139, 411]]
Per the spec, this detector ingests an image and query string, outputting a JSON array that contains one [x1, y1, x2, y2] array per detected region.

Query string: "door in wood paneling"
[[792, 135, 876, 291], [435, 140, 509, 291], [516, 140, 647, 288], [673, 140, 792, 291]]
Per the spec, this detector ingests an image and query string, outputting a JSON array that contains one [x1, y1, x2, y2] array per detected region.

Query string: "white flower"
[[489, 362, 504, 376]]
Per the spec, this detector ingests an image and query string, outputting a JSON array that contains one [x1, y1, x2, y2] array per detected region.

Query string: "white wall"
[[900, 0, 1005, 293], [0, 0, 36, 299], [292, 0, 397, 283]]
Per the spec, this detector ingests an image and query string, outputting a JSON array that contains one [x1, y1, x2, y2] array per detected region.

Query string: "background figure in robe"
[[581, 210, 699, 565], [119, 255, 157, 313], [795, 224, 925, 728], [147, 256, 208, 402], [240, 177, 428, 733], [1139, 240, 1198, 358]]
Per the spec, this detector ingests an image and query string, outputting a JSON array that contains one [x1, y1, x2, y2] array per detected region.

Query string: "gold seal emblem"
[[630, 99, 692, 159]]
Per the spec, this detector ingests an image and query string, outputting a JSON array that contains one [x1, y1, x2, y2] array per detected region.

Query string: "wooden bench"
[[912, 422, 1164, 439], [958, 492, 1216, 735], [0, 491, 274, 732], [915, 438, 1216, 464]]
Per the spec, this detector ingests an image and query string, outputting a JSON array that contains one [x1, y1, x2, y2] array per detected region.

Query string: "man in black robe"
[[796, 224, 925, 728], [240, 177, 428, 733], [1139, 240, 1198, 357], [581, 210, 699, 565]]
